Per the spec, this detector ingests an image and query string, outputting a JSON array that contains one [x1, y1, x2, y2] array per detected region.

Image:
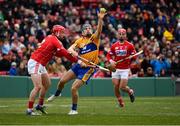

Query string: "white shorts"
[[112, 69, 130, 79], [27, 59, 47, 74]]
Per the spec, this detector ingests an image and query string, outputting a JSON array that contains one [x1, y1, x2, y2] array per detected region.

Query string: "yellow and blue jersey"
[[71, 34, 100, 84], [74, 34, 100, 65]]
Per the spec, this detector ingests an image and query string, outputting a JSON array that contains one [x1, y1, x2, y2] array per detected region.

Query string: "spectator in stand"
[[175, 19, 180, 42], [0, 53, 11, 72], [0, 1, 179, 77], [52, 57, 67, 78], [138, 68, 145, 77], [9, 62, 17, 76], [2, 40, 11, 55], [170, 55, 180, 77], [141, 55, 152, 75], [150, 54, 170, 76], [160, 69, 168, 77], [163, 26, 174, 42], [17, 62, 28, 76], [146, 67, 154, 77], [93, 69, 105, 78]]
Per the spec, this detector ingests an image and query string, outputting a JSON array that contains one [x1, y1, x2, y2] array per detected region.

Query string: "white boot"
[[47, 94, 61, 102], [68, 110, 78, 115]]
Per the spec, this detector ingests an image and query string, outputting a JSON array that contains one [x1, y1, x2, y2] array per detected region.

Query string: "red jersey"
[[107, 40, 136, 69], [31, 35, 77, 66]]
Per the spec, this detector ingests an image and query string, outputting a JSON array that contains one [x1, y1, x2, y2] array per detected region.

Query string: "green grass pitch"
[[0, 97, 180, 125]]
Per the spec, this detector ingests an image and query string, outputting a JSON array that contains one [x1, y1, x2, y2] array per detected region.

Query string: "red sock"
[[118, 97, 123, 102], [117, 97, 124, 107], [38, 98, 44, 106], [28, 101, 34, 109]]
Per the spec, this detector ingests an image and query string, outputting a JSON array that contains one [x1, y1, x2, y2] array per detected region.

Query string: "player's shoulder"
[[125, 40, 134, 46], [75, 37, 83, 43], [48, 35, 60, 43], [91, 34, 96, 39], [90, 33, 100, 41], [111, 41, 119, 46], [45, 34, 58, 40], [46, 34, 56, 39], [109, 42, 117, 50]]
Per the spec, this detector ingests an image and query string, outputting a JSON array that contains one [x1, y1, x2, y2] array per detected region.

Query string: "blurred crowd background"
[[0, 0, 179, 78]]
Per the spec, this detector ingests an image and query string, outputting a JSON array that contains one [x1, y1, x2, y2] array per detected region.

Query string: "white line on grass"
[[0, 105, 8, 108]]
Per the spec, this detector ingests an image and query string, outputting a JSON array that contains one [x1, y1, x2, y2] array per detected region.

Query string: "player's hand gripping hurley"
[[77, 56, 110, 72], [107, 50, 143, 72]]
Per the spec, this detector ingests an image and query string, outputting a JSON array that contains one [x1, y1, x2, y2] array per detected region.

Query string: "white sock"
[[27, 108, 33, 112]]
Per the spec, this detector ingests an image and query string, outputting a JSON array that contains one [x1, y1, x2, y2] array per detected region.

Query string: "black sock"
[[55, 89, 61, 96], [72, 103, 77, 110]]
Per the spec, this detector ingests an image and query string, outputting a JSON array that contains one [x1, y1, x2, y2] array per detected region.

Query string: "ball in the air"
[[100, 8, 106, 13]]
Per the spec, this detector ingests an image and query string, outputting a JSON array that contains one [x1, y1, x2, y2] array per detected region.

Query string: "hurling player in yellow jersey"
[[47, 8, 107, 115]]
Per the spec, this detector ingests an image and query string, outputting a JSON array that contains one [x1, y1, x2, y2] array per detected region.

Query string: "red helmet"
[[118, 28, 126, 34], [52, 25, 65, 33]]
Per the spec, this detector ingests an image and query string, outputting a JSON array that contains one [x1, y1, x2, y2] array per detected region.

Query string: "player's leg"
[[68, 66, 95, 115], [68, 79, 84, 115], [47, 69, 76, 102], [119, 79, 135, 102], [35, 73, 50, 114], [26, 74, 42, 115], [119, 70, 135, 103], [112, 78, 124, 107], [55, 70, 76, 96], [112, 69, 124, 107]]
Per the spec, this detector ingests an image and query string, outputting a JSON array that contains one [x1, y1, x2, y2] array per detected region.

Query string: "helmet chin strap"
[[86, 33, 92, 37], [82, 32, 92, 37], [119, 38, 124, 42]]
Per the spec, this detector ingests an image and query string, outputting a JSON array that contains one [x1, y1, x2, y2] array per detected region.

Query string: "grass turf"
[[0, 97, 180, 125]]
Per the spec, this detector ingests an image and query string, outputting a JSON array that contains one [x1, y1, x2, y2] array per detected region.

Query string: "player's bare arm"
[[68, 43, 87, 67], [68, 43, 78, 57], [94, 8, 107, 39]]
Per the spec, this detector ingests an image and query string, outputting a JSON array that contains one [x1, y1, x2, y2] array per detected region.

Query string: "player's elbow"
[[67, 48, 73, 52]]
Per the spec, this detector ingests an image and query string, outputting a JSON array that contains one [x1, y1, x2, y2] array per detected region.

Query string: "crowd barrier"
[[0, 76, 175, 98]]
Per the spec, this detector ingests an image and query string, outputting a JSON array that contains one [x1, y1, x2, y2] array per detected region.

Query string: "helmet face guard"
[[82, 24, 92, 37], [82, 24, 92, 31]]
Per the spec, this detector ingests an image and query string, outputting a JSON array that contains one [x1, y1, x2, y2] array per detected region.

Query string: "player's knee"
[[34, 86, 41, 92], [114, 85, 119, 89], [59, 79, 66, 85], [42, 83, 50, 90], [71, 86, 77, 93], [119, 85, 126, 90], [43, 86, 49, 91], [121, 88, 126, 92], [47, 84, 50, 89]]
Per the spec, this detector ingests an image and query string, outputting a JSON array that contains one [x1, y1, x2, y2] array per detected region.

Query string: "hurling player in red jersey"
[[106, 28, 136, 107], [26, 25, 79, 116]]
